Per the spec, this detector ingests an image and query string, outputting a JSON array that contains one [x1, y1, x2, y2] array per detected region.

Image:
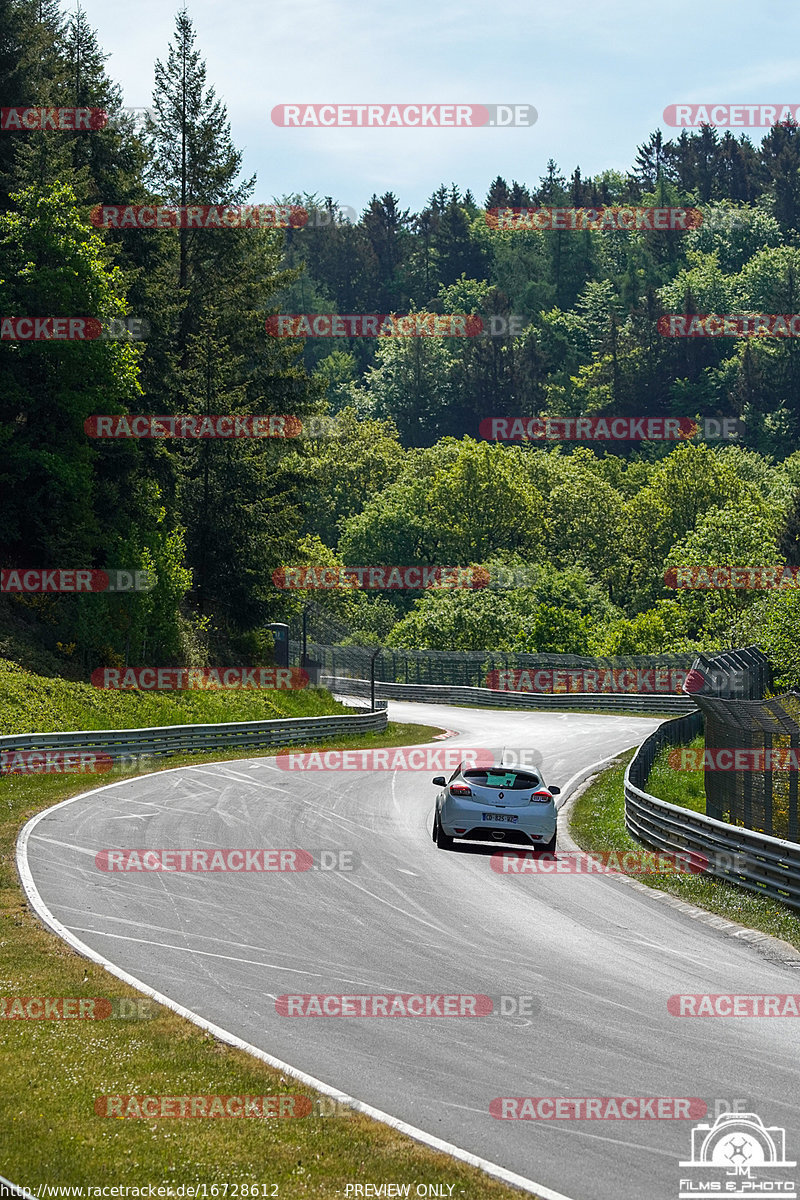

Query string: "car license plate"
[[482, 813, 518, 823]]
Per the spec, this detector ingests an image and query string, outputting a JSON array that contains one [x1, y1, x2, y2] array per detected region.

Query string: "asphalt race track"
[[21, 704, 800, 1200]]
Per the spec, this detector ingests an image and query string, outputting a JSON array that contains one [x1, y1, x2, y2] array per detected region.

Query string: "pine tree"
[[428, 184, 448, 214], [0, 0, 27, 204], [462, 188, 478, 214], [433, 195, 488, 288], [632, 131, 674, 190], [692, 125, 721, 202], [508, 179, 531, 207], [362, 192, 411, 309], [61, 6, 133, 203], [760, 122, 800, 232], [3, 0, 74, 199], [484, 176, 510, 209], [145, 8, 255, 290], [570, 167, 589, 206], [537, 160, 567, 204]]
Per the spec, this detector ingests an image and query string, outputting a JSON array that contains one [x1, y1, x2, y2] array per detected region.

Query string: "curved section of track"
[[20, 705, 800, 1200]]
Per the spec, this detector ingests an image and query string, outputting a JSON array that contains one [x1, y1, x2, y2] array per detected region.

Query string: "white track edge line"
[[16, 774, 576, 1200], [0, 1173, 37, 1200]]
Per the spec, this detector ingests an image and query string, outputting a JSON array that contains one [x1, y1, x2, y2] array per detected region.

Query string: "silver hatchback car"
[[432, 761, 559, 852]]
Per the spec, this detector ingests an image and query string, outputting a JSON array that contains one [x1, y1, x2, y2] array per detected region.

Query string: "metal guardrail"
[[624, 712, 800, 912], [0, 708, 388, 762], [325, 676, 696, 714]]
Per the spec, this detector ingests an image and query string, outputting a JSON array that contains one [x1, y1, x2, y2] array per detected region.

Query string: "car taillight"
[[450, 784, 472, 797], [530, 789, 552, 803]]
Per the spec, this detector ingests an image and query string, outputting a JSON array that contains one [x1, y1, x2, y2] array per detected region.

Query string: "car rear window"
[[462, 769, 541, 790]]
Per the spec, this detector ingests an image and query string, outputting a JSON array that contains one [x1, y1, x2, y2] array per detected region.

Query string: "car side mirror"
[[548, 785, 561, 795], [432, 776, 446, 787]]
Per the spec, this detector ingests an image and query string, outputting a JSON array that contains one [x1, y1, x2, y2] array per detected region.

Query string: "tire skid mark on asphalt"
[[96, 812, 164, 820], [84, 886, 228, 912], [334, 868, 459, 931], [309, 867, 459, 939], [493, 1118, 684, 1159], [210, 789, 266, 829], [29, 832, 104, 860], [44, 903, 304, 946], [149, 835, 239, 1000], [439, 1097, 688, 1158], [186, 768, 382, 837], [621, 933, 733, 968], [188, 765, 287, 792], [62, 925, 452, 995], [62, 927, 338, 973], [53, 906, 406, 985]]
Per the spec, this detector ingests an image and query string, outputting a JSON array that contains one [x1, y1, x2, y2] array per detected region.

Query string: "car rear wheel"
[[541, 831, 557, 853], [434, 812, 454, 850]]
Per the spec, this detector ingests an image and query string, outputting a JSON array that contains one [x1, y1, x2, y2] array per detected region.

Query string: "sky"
[[79, 0, 800, 215]]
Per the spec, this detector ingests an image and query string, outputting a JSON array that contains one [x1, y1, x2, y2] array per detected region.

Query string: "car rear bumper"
[[440, 801, 556, 844], [457, 825, 545, 847]]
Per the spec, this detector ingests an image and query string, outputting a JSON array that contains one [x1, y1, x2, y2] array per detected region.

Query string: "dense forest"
[[3, 1, 800, 686]]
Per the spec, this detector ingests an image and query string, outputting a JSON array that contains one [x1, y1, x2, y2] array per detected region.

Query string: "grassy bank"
[[569, 750, 800, 950], [644, 733, 707, 813], [0, 657, 347, 735]]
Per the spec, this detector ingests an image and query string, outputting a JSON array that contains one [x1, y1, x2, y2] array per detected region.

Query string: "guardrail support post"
[[370, 649, 381, 712]]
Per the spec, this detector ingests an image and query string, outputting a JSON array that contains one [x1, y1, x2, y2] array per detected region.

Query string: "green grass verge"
[[1, 720, 534, 1197], [644, 733, 707, 813], [568, 750, 800, 950], [0, 657, 348, 735]]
